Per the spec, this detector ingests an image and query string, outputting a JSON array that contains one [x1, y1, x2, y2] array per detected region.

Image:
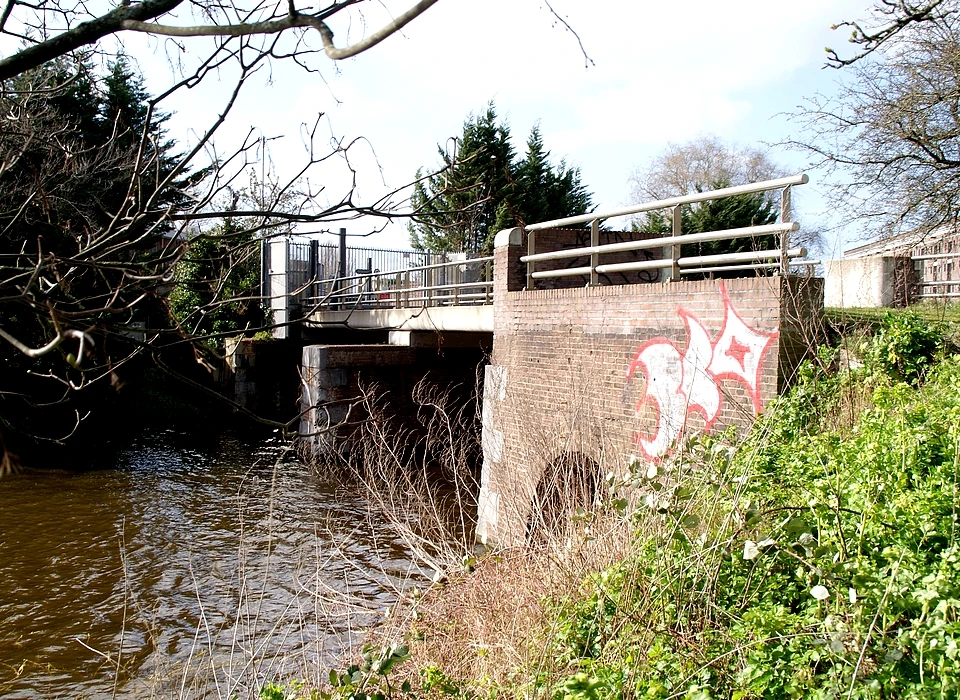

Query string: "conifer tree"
[[409, 104, 593, 256], [0, 56, 190, 452], [513, 125, 592, 227], [409, 103, 515, 255]]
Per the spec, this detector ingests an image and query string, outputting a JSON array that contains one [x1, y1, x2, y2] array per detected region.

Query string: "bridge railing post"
[[453, 262, 460, 305], [780, 185, 792, 275], [485, 259, 492, 303], [394, 272, 401, 308], [526, 230, 535, 290], [670, 206, 682, 282], [590, 219, 599, 286]]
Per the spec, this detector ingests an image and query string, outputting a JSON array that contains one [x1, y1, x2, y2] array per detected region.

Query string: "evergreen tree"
[[634, 178, 777, 275], [513, 125, 593, 227], [683, 182, 775, 257], [98, 54, 189, 228], [409, 103, 515, 255], [0, 56, 192, 453], [409, 104, 593, 256], [168, 171, 295, 340]]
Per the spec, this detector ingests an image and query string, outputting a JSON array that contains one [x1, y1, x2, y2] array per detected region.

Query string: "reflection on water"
[[0, 431, 419, 699]]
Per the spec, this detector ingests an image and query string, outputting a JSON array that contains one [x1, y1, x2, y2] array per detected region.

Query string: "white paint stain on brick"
[[477, 365, 507, 540]]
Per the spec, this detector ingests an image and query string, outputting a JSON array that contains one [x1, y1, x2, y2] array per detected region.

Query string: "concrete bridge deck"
[[306, 305, 493, 334]]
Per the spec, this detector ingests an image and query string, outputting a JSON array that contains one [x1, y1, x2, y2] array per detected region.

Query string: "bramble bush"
[[532, 314, 960, 698]]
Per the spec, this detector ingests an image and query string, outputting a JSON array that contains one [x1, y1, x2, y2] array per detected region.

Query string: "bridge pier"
[[299, 340, 489, 457]]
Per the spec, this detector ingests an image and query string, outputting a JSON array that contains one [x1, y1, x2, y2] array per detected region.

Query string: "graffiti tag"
[[626, 283, 777, 459]]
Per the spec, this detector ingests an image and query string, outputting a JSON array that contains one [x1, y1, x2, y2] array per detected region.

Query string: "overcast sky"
[[132, 0, 872, 256]]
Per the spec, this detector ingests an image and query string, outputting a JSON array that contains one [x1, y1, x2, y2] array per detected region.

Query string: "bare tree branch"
[[791, 9, 960, 237], [121, 0, 440, 61], [0, 0, 185, 81], [0, 0, 441, 81], [826, 0, 955, 68]]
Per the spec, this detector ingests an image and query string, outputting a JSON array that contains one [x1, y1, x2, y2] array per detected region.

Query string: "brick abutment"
[[290, 229, 823, 545]]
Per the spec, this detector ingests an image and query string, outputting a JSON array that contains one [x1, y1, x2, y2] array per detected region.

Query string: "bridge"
[[272, 175, 823, 545]]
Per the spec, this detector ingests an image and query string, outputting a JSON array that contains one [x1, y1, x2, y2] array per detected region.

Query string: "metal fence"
[[522, 174, 816, 288], [266, 238, 448, 305], [270, 176, 818, 319], [308, 255, 494, 310]]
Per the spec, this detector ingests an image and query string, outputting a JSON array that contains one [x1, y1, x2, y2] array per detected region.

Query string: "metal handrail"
[[529, 247, 808, 280], [326, 255, 494, 289], [525, 174, 808, 231], [681, 259, 820, 275], [309, 256, 494, 310], [520, 223, 799, 264], [522, 175, 808, 287]]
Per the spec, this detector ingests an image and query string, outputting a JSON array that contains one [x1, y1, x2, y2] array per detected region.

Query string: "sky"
[[122, 0, 873, 257]]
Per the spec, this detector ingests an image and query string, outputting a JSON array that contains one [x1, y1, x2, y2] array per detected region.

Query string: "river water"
[[0, 431, 420, 699]]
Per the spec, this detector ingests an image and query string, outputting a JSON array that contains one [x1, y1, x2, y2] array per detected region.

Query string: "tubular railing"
[[521, 174, 814, 288], [307, 256, 494, 311]]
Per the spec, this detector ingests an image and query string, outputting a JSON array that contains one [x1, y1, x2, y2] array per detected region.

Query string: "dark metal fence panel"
[[287, 240, 312, 303], [263, 236, 461, 309], [310, 244, 447, 296]]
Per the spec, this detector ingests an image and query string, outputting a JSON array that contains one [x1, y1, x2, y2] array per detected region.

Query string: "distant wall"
[[824, 256, 915, 308], [299, 343, 486, 457]]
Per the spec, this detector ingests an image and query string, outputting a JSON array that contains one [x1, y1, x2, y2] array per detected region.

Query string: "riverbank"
[[312, 307, 960, 699]]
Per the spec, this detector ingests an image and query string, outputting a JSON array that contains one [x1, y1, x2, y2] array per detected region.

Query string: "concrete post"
[[269, 238, 289, 339]]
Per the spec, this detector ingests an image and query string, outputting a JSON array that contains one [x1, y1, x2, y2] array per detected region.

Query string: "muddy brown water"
[[0, 431, 419, 699]]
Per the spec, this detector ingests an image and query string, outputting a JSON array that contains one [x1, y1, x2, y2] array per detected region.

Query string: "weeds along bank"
[[279, 309, 960, 700]]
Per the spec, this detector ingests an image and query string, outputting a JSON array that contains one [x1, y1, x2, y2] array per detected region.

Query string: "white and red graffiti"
[[625, 283, 778, 460]]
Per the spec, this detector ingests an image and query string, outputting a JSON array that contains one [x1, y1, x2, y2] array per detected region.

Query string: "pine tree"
[[0, 56, 191, 451], [514, 125, 592, 227], [98, 54, 189, 228], [409, 103, 515, 255], [410, 105, 593, 256]]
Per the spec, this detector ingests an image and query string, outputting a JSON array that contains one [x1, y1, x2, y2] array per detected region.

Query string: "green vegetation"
[[168, 215, 264, 339], [633, 177, 778, 263], [827, 304, 960, 325], [312, 308, 960, 699], [409, 102, 593, 256]]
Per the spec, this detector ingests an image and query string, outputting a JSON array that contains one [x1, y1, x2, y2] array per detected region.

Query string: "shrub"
[[863, 311, 943, 384]]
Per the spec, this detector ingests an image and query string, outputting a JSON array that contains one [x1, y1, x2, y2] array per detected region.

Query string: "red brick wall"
[[478, 238, 823, 543]]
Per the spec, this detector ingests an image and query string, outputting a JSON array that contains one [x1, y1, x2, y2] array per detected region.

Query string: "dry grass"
[[370, 510, 635, 694], [311, 377, 483, 583]]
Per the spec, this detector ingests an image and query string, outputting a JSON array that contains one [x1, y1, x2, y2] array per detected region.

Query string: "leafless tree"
[[0, 1, 443, 467], [628, 134, 787, 203], [628, 135, 822, 252], [789, 3, 960, 238], [825, 0, 957, 68], [0, 0, 440, 81]]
